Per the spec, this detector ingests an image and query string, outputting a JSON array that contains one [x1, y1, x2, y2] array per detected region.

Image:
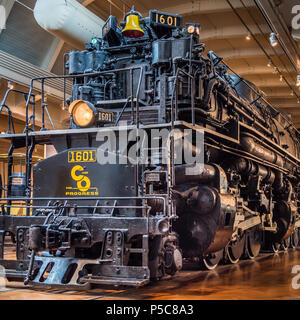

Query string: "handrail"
[[170, 68, 195, 127], [0, 195, 168, 217], [220, 59, 300, 137], [24, 65, 145, 131], [0, 66, 146, 216], [169, 67, 195, 190], [115, 96, 131, 125], [0, 104, 15, 134], [0, 89, 35, 134]]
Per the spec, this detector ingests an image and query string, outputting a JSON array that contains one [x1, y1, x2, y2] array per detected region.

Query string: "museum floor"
[[0, 245, 299, 300]]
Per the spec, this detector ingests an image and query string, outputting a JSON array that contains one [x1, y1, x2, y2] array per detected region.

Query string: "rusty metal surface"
[[1, 246, 300, 300]]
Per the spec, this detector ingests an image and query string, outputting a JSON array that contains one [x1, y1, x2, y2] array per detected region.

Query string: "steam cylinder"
[[33, 0, 105, 49]]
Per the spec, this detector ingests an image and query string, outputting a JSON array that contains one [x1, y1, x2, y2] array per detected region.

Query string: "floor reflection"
[[116, 249, 300, 300], [1, 249, 300, 300]]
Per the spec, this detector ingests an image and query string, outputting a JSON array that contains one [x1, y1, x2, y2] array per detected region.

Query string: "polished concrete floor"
[[0, 247, 300, 300]]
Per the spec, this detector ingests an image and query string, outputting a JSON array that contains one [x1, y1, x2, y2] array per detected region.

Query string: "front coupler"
[[0, 214, 168, 289]]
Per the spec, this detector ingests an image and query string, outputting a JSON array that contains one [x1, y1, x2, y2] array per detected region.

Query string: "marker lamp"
[[187, 25, 195, 34]]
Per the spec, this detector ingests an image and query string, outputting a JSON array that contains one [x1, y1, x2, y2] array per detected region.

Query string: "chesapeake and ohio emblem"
[[66, 150, 98, 196]]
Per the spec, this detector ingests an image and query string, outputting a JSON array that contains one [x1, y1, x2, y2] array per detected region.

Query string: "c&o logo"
[[65, 165, 99, 196], [71, 165, 91, 192]]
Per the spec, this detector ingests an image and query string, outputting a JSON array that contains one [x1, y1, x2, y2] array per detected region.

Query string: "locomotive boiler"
[[0, 7, 299, 289]]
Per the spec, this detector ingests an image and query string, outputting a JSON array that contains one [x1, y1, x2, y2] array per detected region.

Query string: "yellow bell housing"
[[69, 100, 96, 128], [121, 7, 144, 39]]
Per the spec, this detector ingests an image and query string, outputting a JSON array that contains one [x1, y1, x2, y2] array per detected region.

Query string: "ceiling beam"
[[0, 50, 72, 99], [141, 0, 255, 17], [272, 103, 300, 110], [216, 47, 279, 60], [200, 24, 268, 41], [235, 65, 295, 76], [82, 0, 96, 6], [268, 98, 300, 104], [259, 87, 296, 95], [268, 93, 297, 104], [266, 93, 298, 99], [278, 107, 300, 113], [254, 0, 300, 73], [253, 79, 295, 88], [283, 111, 300, 117]]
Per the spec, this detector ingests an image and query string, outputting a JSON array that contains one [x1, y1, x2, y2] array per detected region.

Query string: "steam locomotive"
[[0, 7, 299, 289]]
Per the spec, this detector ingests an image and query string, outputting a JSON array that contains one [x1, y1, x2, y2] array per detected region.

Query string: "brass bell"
[[121, 7, 144, 38]]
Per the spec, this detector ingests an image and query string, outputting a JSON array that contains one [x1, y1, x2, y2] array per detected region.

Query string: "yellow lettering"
[[83, 151, 89, 162], [167, 16, 173, 25], [68, 150, 96, 163]]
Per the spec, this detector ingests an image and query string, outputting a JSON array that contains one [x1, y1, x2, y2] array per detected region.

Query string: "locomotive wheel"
[[200, 249, 224, 270], [271, 242, 280, 253], [226, 235, 246, 264], [291, 230, 299, 249], [281, 237, 290, 251], [246, 228, 262, 259]]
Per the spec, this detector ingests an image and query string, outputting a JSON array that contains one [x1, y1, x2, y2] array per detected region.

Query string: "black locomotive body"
[[0, 8, 299, 289]]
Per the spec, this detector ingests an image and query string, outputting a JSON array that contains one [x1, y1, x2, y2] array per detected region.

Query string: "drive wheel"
[[200, 249, 224, 270], [281, 237, 290, 251], [246, 228, 262, 259], [291, 230, 299, 249], [226, 235, 246, 264], [271, 242, 280, 253]]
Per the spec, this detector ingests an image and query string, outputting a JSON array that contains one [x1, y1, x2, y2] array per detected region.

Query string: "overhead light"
[[269, 32, 278, 47], [7, 81, 14, 90], [296, 75, 300, 87], [290, 91, 294, 96], [279, 75, 283, 81], [267, 60, 272, 67], [246, 32, 251, 40], [273, 67, 278, 74], [298, 98, 300, 104]]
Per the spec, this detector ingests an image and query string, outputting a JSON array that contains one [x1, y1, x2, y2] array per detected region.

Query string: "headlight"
[[69, 100, 96, 128], [158, 219, 169, 233]]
